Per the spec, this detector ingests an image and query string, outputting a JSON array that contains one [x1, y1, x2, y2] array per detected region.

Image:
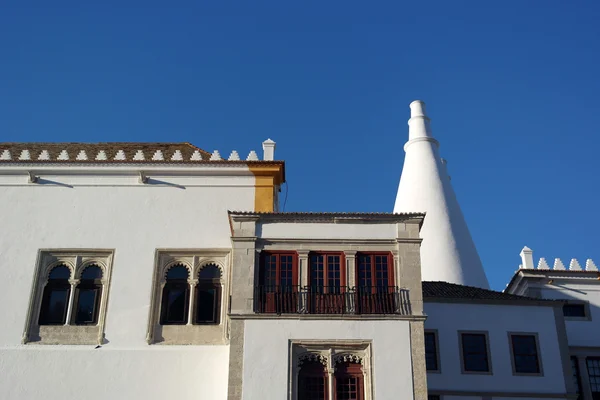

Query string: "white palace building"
[[0, 101, 598, 400]]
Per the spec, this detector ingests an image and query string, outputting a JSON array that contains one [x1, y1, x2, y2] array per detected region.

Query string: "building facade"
[[0, 102, 594, 400]]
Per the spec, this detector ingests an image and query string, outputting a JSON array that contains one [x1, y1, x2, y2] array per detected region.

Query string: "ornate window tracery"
[[292, 344, 372, 400], [24, 250, 114, 345]]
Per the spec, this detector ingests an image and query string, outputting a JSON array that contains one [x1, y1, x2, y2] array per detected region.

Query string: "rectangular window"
[[510, 334, 541, 374], [425, 331, 439, 371], [563, 303, 587, 318], [460, 332, 490, 373], [308, 252, 345, 314], [258, 252, 298, 313], [571, 356, 582, 400], [587, 357, 600, 399]]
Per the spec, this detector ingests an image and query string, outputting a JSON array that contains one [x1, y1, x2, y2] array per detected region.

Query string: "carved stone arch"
[[196, 259, 225, 277], [162, 261, 193, 280], [297, 352, 328, 367], [333, 353, 363, 366], [43, 260, 75, 281], [75, 260, 107, 279], [197, 262, 224, 280]]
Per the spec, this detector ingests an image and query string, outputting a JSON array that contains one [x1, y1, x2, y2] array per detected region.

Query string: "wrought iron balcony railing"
[[253, 285, 411, 315]]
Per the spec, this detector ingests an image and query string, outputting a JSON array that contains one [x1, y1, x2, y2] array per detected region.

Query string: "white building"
[[0, 102, 593, 400]]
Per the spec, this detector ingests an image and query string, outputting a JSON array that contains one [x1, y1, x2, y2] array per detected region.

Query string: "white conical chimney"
[[394, 100, 490, 288]]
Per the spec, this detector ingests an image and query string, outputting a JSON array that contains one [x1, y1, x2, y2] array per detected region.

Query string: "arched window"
[[196, 264, 221, 324], [335, 361, 364, 400], [160, 264, 190, 325], [73, 265, 103, 325], [298, 360, 328, 400], [39, 265, 71, 325]]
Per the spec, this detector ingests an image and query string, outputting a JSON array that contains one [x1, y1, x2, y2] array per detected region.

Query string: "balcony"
[[253, 286, 411, 315]]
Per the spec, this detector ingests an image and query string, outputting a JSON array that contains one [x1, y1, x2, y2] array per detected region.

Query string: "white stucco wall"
[[424, 302, 566, 395], [0, 170, 255, 399], [242, 319, 413, 400], [0, 346, 229, 400], [538, 283, 600, 348], [258, 222, 398, 240]]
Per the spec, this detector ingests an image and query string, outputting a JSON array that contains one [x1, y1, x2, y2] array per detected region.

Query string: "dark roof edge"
[[423, 296, 562, 307], [227, 211, 426, 222]]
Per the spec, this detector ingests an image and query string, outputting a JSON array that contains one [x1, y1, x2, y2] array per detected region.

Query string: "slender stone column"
[[187, 279, 198, 325], [65, 279, 79, 325]]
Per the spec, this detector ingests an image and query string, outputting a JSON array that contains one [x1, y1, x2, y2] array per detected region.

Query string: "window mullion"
[[187, 279, 198, 325], [64, 279, 79, 325]]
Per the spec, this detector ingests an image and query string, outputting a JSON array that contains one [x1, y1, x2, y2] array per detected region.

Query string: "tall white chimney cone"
[[394, 100, 490, 289]]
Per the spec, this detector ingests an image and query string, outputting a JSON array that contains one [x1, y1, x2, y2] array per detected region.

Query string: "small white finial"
[[57, 150, 69, 160], [262, 139, 276, 161], [152, 150, 164, 161], [0, 150, 11, 160], [95, 150, 107, 161], [190, 150, 203, 161], [247, 150, 259, 161], [76, 150, 88, 161], [171, 150, 183, 161], [210, 150, 222, 160], [38, 150, 50, 160], [114, 150, 126, 160], [569, 258, 582, 271], [133, 150, 145, 161], [586, 259, 598, 271], [537, 258, 550, 270], [19, 150, 31, 160], [228, 150, 240, 161], [553, 258, 565, 270], [520, 246, 534, 269]]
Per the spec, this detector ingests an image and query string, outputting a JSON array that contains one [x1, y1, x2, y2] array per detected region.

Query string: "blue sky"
[[2, 1, 599, 290]]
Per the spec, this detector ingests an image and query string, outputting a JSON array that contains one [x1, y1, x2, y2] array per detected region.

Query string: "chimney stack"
[[262, 139, 276, 161], [520, 246, 534, 269]]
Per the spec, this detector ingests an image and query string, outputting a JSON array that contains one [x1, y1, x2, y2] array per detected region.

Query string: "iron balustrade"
[[253, 285, 411, 315]]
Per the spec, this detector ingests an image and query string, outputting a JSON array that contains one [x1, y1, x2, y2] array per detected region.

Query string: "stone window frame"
[[425, 329, 441, 373], [22, 249, 115, 345], [458, 330, 493, 375], [288, 340, 373, 400], [507, 331, 544, 377], [563, 300, 592, 321], [146, 249, 230, 345]]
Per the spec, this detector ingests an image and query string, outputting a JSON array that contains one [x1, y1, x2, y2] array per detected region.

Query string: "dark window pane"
[[39, 287, 70, 325], [587, 357, 600, 395], [161, 284, 189, 324], [428, 396, 441, 400], [511, 335, 540, 373], [198, 265, 220, 280], [564, 304, 586, 318], [425, 332, 438, 371], [572, 356, 582, 398], [75, 288, 99, 324], [166, 265, 189, 280], [81, 265, 102, 280], [298, 361, 328, 400], [196, 287, 219, 323], [49, 265, 70, 280], [461, 333, 489, 372]]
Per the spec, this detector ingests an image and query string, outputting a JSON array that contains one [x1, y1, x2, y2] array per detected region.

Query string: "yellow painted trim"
[[248, 164, 285, 212]]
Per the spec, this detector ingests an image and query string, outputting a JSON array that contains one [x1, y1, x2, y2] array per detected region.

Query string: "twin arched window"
[[298, 359, 365, 400], [38, 264, 104, 326], [160, 263, 222, 325]]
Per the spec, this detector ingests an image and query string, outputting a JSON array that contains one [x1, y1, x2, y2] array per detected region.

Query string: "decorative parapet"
[[518, 246, 597, 272], [0, 142, 276, 163]]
